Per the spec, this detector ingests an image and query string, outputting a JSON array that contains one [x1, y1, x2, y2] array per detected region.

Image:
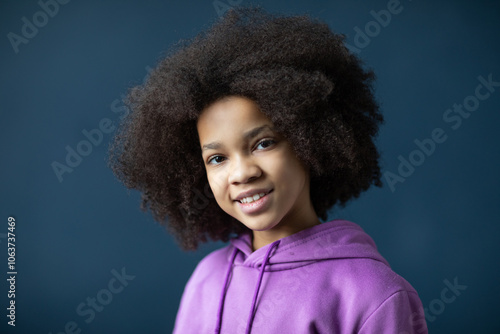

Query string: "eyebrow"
[[201, 125, 274, 151]]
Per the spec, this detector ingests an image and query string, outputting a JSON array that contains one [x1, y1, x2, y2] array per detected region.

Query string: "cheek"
[[207, 172, 228, 203], [284, 166, 306, 189], [278, 157, 308, 193], [276, 150, 305, 177]]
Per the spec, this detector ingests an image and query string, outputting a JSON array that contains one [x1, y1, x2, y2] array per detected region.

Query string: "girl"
[[109, 7, 427, 334]]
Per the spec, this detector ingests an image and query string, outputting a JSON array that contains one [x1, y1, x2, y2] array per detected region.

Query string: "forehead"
[[196, 96, 272, 142]]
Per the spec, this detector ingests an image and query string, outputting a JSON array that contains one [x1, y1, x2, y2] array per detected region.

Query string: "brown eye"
[[207, 155, 226, 165], [255, 139, 276, 150]]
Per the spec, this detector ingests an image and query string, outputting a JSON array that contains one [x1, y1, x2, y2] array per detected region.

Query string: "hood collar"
[[214, 220, 389, 333], [230, 220, 389, 270]]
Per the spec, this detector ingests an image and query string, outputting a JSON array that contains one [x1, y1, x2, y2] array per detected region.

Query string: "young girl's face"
[[197, 96, 319, 246]]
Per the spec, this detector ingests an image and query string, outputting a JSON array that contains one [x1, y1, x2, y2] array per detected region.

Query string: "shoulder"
[[174, 245, 233, 314], [322, 255, 419, 305], [305, 257, 426, 333], [173, 244, 235, 333], [330, 258, 426, 332], [354, 261, 427, 333], [185, 243, 234, 286]]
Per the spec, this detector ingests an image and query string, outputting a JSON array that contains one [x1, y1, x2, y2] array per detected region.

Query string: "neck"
[[251, 211, 320, 251], [251, 173, 320, 251]]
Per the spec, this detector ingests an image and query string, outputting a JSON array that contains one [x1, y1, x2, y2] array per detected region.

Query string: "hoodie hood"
[[214, 220, 390, 334], [174, 219, 426, 334], [229, 220, 389, 270]]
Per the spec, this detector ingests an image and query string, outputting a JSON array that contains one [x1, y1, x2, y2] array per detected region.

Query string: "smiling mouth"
[[235, 189, 273, 204], [235, 189, 273, 215]]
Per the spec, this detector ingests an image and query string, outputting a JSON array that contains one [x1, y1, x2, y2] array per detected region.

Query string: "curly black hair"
[[109, 7, 383, 250]]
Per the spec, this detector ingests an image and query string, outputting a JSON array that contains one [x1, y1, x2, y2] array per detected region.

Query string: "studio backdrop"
[[1, 0, 499, 333]]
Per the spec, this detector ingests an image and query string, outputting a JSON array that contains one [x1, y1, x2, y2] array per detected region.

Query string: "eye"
[[207, 155, 226, 165], [255, 138, 276, 150]]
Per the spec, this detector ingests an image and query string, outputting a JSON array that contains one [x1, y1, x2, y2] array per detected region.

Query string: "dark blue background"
[[1, 0, 499, 333]]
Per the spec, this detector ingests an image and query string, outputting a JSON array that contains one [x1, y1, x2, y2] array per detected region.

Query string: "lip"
[[236, 190, 273, 215], [233, 188, 273, 202]]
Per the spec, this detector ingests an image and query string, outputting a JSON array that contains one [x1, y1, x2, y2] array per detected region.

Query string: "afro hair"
[[109, 7, 383, 250]]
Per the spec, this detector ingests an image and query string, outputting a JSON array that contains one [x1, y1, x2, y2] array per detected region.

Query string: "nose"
[[227, 155, 262, 184]]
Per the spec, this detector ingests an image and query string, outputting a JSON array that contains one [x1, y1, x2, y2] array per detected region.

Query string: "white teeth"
[[240, 192, 266, 204]]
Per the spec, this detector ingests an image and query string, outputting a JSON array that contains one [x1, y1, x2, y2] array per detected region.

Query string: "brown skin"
[[109, 9, 383, 251], [197, 96, 320, 251]]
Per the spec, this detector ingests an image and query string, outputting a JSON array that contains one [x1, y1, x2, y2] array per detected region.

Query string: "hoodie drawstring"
[[214, 239, 281, 334], [215, 246, 239, 334], [245, 240, 280, 334]]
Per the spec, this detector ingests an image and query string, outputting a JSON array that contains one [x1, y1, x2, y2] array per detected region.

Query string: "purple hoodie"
[[173, 220, 428, 333]]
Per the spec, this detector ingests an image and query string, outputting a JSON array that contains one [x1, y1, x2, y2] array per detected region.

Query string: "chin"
[[239, 217, 281, 232]]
